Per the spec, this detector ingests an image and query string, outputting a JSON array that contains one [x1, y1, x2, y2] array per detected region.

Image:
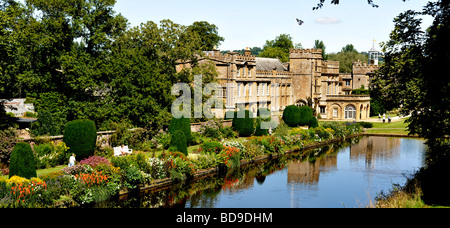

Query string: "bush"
[[200, 141, 223, 155], [170, 130, 188, 156], [0, 127, 18, 165], [232, 110, 254, 137], [63, 119, 97, 160], [299, 106, 314, 126], [308, 117, 319, 128], [9, 142, 37, 179], [169, 116, 192, 145], [282, 105, 300, 127]]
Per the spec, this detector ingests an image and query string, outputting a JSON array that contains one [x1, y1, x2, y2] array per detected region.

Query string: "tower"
[[368, 40, 379, 66]]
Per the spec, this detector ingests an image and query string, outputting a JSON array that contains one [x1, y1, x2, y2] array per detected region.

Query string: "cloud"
[[315, 17, 341, 24]]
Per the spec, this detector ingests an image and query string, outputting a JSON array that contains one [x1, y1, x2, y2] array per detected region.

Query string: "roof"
[[255, 57, 288, 72]]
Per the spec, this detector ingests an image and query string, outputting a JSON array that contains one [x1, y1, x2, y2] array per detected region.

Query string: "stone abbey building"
[[176, 47, 379, 121]]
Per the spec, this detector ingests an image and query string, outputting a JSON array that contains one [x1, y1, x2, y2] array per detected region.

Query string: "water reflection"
[[99, 137, 426, 208]]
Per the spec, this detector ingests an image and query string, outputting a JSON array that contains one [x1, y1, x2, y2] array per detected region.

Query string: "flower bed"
[[0, 121, 363, 208]]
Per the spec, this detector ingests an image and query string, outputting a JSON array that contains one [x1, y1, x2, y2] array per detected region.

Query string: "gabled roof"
[[255, 57, 288, 72]]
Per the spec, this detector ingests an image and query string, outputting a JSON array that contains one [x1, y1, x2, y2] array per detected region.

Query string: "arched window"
[[345, 105, 356, 120]]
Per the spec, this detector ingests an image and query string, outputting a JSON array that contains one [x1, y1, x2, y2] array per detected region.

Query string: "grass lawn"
[[365, 119, 411, 135]]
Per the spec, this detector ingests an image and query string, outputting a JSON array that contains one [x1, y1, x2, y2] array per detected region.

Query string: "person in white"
[[120, 144, 132, 156], [69, 154, 76, 167]]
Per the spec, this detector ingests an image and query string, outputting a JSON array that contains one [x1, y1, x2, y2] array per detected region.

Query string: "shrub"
[[0, 127, 17, 165], [282, 105, 300, 127], [199, 119, 222, 140], [232, 110, 254, 137], [9, 143, 37, 179], [200, 141, 223, 155], [170, 130, 188, 156], [168, 116, 192, 145], [79, 156, 111, 168], [63, 119, 97, 160], [254, 118, 269, 136], [308, 117, 319, 128], [299, 106, 314, 126]]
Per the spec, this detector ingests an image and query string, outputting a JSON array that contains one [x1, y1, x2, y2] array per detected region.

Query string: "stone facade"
[[176, 47, 378, 121]]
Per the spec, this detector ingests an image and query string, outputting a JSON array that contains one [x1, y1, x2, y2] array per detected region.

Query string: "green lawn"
[[365, 119, 411, 135]]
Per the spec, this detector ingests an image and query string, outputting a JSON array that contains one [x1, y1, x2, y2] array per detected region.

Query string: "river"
[[102, 136, 427, 208]]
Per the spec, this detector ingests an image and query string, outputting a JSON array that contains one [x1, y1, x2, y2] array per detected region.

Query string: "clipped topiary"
[[63, 119, 97, 160], [308, 116, 319, 128], [9, 142, 37, 179], [232, 110, 254, 137], [170, 130, 188, 156], [169, 116, 192, 145], [299, 106, 314, 126], [282, 105, 301, 127]]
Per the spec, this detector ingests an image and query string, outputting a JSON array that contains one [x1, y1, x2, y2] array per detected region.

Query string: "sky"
[[112, 0, 434, 53]]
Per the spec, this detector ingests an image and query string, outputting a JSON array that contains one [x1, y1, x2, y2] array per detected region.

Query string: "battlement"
[[352, 61, 378, 74], [204, 51, 256, 62], [289, 48, 323, 54], [289, 49, 323, 59]]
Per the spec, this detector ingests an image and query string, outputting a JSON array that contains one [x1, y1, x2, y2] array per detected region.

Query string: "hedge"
[[282, 105, 300, 127], [63, 119, 97, 160], [170, 130, 188, 156], [9, 142, 37, 179], [169, 116, 192, 145], [232, 110, 254, 137], [299, 106, 314, 126]]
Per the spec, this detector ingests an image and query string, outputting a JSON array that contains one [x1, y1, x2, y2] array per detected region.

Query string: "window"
[[345, 105, 356, 120], [243, 66, 246, 77], [237, 83, 241, 97], [320, 107, 326, 114], [248, 83, 252, 97], [257, 83, 260, 97], [267, 84, 270, 96], [262, 83, 265, 96], [243, 83, 247, 97], [248, 67, 252, 77], [327, 83, 331, 95], [345, 80, 351, 86], [237, 67, 240, 77], [333, 108, 338, 117]]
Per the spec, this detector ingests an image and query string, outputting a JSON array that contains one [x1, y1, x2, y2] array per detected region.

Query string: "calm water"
[[111, 136, 427, 208]]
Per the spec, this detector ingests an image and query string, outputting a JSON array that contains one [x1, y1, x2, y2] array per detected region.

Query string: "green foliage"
[[328, 48, 369, 73], [308, 117, 319, 128], [170, 130, 188, 156], [200, 141, 223, 155], [314, 40, 328, 60], [9, 143, 37, 179], [259, 34, 295, 62], [0, 127, 17, 165], [63, 119, 97, 160], [31, 110, 59, 137], [168, 117, 192, 145], [282, 105, 301, 127], [299, 106, 314, 126], [187, 21, 225, 51], [232, 110, 254, 137]]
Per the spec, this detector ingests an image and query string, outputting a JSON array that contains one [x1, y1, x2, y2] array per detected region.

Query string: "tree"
[[187, 21, 224, 51], [9, 142, 37, 179], [313, 40, 328, 60], [259, 34, 294, 62], [328, 44, 368, 73], [63, 119, 97, 160], [313, 0, 379, 10]]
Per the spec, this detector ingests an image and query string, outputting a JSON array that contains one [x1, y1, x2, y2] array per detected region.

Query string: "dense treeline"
[[0, 0, 223, 135]]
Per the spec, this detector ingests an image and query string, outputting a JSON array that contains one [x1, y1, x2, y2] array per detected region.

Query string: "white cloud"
[[315, 17, 341, 24]]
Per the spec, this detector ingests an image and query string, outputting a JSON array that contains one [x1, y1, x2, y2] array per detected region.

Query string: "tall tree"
[[313, 40, 328, 60], [187, 21, 224, 51], [259, 34, 294, 62]]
